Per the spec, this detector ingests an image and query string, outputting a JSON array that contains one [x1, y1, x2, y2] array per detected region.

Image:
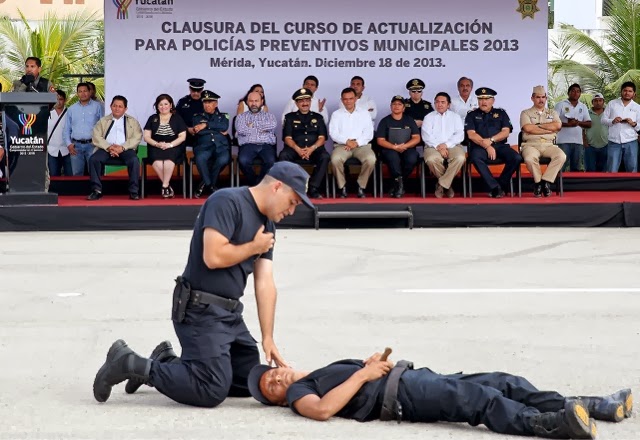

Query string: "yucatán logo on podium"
[[10, 113, 44, 155], [18, 114, 36, 135]]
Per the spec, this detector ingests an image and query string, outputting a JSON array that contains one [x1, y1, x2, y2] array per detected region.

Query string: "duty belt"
[[380, 360, 413, 423], [189, 288, 239, 312]]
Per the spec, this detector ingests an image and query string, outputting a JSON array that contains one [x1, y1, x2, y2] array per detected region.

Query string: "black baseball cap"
[[248, 364, 276, 405], [266, 162, 314, 209]]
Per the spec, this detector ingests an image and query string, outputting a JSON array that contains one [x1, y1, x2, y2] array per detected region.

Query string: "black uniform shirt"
[[182, 187, 275, 299], [404, 99, 433, 122], [287, 359, 386, 422], [176, 95, 204, 128], [282, 111, 327, 148], [464, 107, 513, 149], [375, 114, 419, 143]]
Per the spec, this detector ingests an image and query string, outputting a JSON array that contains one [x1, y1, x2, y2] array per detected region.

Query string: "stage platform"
[[1, 191, 640, 231]]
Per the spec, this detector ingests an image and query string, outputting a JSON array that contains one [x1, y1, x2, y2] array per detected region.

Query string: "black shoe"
[[490, 187, 505, 198], [542, 181, 552, 197], [530, 400, 596, 439], [125, 341, 177, 395], [161, 187, 169, 198], [339, 186, 347, 198], [393, 177, 404, 198], [167, 186, 175, 199], [388, 186, 397, 198], [533, 182, 542, 198], [194, 181, 206, 198], [93, 339, 151, 403], [209, 185, 218, 195], [357, 187, 366, 198], [129, 193, 140, 200], [568, 389, 633, 422], [87, 191, 102, 201], [308, 187, 323, 199]]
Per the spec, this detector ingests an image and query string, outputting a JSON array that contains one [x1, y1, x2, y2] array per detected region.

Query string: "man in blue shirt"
[[63, 82, 104, 175]]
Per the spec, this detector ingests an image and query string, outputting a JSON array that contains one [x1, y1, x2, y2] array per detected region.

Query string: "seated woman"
[[143, 94, 187, 198], [248, 350, 632, 439], [236, 83, 269, 115]]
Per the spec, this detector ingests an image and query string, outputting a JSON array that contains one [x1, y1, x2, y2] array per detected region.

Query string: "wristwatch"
[[489, 137, 495, 145]]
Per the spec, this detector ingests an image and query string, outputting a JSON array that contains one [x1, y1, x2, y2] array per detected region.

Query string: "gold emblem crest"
[[493, 113, 500, 118], [300, 88, 306, 93], [482, 88, 487, 94], [517, 0, 539, 19], [311, 119, 317, 123], [412, 79, 419, 86]]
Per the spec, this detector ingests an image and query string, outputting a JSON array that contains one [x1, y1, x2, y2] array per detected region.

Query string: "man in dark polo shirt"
[[93, 162, 314, 408], [279, 87, 330, 199], [376, 96, 421, 198], [248, 351, 633, 439]]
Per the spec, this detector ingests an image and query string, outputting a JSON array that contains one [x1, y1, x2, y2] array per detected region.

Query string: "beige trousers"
[[423, 145, 466, 190], [330, 144, 376, 189], [521, 143, 566, 183]]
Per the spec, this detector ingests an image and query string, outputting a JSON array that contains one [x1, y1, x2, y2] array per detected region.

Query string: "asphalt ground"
[[1, 228, 639, 439]]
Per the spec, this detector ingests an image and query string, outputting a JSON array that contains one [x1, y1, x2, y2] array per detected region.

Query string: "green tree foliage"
[[0, 9, 103, 98], [549, 0, 640, 103]]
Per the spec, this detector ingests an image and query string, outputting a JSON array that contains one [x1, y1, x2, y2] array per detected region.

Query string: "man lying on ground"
[[248, 350, 632, 439]]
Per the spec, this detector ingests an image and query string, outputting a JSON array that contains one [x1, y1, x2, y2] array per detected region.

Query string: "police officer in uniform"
[[176, 78, 206, 148], [192, 90, 231, 198], [280, 88, 330, 199], [404, 79, 433, 128], [465, 87, 522, 198], [93, 161, 315, 408]]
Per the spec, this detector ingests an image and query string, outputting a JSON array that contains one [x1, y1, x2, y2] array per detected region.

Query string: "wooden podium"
[[0, 92, 58, 206]]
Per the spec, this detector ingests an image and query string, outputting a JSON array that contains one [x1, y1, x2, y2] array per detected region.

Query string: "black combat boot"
[[530, 400, 596, 439], [124, 340, 177, 394], [93, 339, 151, 403], [393, 177, 405, 198], [567, 389, 632, 422]]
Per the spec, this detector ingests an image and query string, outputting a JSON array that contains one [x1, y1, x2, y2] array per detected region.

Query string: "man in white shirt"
[[601, 81, 640, 172], [451, 77, 478, 123], [47, 90, 72, 176], [422, 92, 466, 198], [88, 95, 143, 200], [329, 87, 375, 198], [341, 76, 377, 121], [281, 75, 329, 123], [554, 84, 592, 171]]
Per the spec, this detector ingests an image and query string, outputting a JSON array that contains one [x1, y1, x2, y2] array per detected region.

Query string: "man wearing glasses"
[[403, 78, 433, 128]]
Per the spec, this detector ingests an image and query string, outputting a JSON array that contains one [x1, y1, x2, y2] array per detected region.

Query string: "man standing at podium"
[[11, 57, 55, 93]]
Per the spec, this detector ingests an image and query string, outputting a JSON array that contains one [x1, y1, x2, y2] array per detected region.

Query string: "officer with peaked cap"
[[177, 78, 206, 148], [280, 88, 330, 199], [464, 87, 522, 198], [191, 90, 231, 198], [404, 78, 433, 128]]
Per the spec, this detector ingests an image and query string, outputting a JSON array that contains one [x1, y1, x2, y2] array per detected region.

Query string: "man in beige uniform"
[[520, 86, 565, 197]]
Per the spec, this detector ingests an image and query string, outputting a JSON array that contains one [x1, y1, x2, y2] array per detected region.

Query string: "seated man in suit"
[[88, 95, 142, 200], [249, 349, 632, 439]]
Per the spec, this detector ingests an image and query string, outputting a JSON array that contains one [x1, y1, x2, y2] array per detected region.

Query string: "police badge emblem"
[[311, 119, 317, 123], [517, 0, 539, 19], [493, 113, 500, 118]]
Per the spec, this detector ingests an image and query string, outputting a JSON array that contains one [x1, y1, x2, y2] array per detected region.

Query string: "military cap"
[[406, 78, 425, 91], [187, 78, 206, 90], [475, 87, 497, 99], [292, 88, 313, 100], [201, 90, 220, 101], [532, 85, 546, 96], [390, 95, 405, 104]]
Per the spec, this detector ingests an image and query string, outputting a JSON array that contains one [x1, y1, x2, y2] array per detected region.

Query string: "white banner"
[[104, 0, 548, 144]]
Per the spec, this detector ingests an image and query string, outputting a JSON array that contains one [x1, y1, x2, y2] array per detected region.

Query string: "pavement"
[[0, 228, 638, 439]]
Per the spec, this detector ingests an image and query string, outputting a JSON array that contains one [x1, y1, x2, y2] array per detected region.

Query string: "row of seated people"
[[40, 81, 640, 200]]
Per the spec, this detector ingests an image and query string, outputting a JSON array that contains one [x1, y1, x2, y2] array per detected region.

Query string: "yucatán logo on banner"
[[113, 0, 133, 20], [18, 114, 36, 135], [517, 0, 540, 19]]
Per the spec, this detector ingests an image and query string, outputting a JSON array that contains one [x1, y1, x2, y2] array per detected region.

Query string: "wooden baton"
[[380, 347, 392, 361]]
